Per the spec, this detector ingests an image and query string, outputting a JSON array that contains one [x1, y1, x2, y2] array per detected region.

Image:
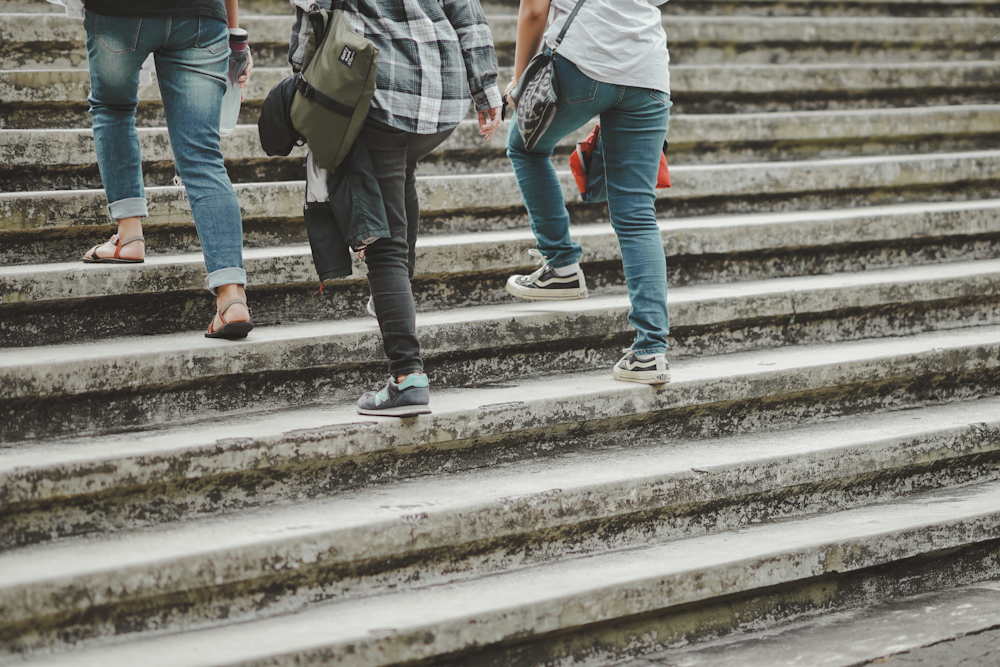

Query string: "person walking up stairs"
[[503, 0, 674, 385]]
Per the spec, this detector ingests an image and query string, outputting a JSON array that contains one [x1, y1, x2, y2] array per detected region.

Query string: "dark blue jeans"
[[85, 11, 246, 291], [507, 53, 672, 354]]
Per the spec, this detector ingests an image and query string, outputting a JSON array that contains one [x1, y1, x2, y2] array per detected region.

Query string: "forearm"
[[225, 0, 239, 29], [513, 0, 550, 82], [443, 0, 502, 110]]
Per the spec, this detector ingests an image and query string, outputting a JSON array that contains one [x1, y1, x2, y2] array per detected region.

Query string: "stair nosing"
[[13, 479, 1000, 667]]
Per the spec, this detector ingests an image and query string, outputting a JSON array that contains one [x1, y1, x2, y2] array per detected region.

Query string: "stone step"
[[5, 105, 999, 191], [625, 581, 1000, 667], [5, 199, 998, 304], [0, 0, 296, 13], [663, 16, 999, 65], [2, 397, 998, 654], [12, 474, 1000, 666], [1, 326, 998, 548], [4, 0, 998, 17], [485, 16, 999, 64], [4, 150, 999, 258], [2, 264, 999, 441], [666, 0, 1000, 17], [3, 61, 997, 129], [3, 14, 995, 69], [2, 199, 999, 347]]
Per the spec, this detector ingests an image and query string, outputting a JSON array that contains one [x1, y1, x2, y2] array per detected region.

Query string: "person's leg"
[[155, 15, 250, 332], [506, 54, 614, 269], [361, 119, 450, 381], [355, 120, 452, 416], [82, 12, 162, 261], [505, 53, 619, 300], [600, 87, 672, 367], [403, 127, 455, 279]]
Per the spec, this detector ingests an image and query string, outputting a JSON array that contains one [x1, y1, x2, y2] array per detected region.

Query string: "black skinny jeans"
[[361, 118, 454, 378]]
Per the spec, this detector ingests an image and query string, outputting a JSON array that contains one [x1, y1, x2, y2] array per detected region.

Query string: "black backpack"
[[258, 76, 303, 157]]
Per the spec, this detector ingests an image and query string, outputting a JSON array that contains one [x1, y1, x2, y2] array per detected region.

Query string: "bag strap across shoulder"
[[550, 0, 588, 53], [293, 72, 354, 118]]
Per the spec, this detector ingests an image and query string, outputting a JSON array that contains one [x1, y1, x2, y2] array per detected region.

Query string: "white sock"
[[552, 263, 580, 277]]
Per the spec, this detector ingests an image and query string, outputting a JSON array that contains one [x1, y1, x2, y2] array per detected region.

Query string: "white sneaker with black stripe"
[[612, 348, 671, 384], [505, 249, 588, 301]]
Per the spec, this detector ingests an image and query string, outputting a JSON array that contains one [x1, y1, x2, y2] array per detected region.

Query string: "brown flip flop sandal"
[[83, 233, 145, 264], [205, 298, 254, 339]]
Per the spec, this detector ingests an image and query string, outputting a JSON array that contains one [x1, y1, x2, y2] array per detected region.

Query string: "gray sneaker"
[[506, 249, 588, 301], [357, 373, 431, 417], [612, 348, 671, 384]]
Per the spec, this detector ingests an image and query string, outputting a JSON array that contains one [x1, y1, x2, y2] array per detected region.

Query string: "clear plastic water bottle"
[[219, 28, 249, 137]]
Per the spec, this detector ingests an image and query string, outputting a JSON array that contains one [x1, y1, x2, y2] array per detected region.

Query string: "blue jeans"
[[507, 53, 672, 354], [85, 12, 246, 291]]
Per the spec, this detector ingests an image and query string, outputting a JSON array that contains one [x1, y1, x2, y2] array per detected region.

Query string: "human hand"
[[478, 106, 502, 141], [503, 78, 517, 108], [232, 46, 253, 102]]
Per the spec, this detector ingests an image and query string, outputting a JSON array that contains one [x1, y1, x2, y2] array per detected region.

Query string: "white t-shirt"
[[544, 0, 671, 95]]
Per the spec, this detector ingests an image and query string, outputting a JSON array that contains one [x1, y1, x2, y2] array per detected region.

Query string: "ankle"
[[215, 285, 248, 320], [551, 262, 579, 277], [116, 217, 143, 240], [216, 283, 246, 302]]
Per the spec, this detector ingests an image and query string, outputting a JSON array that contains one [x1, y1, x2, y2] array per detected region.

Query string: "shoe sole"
[[505, 278, 588, 301], [82, 257, 144, 264], [357, 405, 432, 417], [205, 322, 254, 340], [612, 367, 671, 384]]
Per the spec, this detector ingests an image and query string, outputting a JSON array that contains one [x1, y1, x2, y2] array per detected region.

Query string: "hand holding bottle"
[[220, 29, 251, 136], [228, 29, 252, 101]]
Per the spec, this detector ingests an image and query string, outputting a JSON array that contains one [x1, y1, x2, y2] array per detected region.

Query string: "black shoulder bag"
[[508, 0, 588, 151]]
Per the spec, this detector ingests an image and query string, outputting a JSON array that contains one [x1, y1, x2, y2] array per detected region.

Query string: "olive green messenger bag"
[[291, 8, 379, 170]]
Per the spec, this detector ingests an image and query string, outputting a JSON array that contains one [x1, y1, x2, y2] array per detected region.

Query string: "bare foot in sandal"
[[83, 217, 145, 264], [206, 284, 253, 339]]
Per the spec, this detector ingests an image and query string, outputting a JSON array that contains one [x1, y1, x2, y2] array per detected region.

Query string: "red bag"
[[569, 124, 670, 203], [657, 144, 671, 188]]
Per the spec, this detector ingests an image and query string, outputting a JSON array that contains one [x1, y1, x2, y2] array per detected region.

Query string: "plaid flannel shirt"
[[290, 0, 502, 134]]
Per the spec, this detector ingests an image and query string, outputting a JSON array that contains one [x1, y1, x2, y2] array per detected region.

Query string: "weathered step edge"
[[2, 62, 997, 110], [1, 404, 999, 656], [5, 259, 1000, 401], [6, 105, 1000, 173], [2, 268, 999, 441], [12, 480, 1000, 667], [5, 199, 1000, 304], [5, 15, 998, 70], [5, 150, 1000, 234], [3, 324, 999, 507]]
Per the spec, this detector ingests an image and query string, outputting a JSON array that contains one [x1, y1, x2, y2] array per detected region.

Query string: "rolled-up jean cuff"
[[205, 267, 248, 294], [107, 197, 148, 221], [634, 347, 668, 356]]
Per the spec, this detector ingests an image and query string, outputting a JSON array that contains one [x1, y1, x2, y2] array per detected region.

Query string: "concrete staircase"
[[1, 0, 999, 664]]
